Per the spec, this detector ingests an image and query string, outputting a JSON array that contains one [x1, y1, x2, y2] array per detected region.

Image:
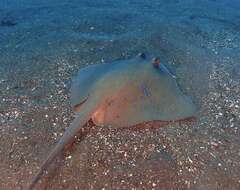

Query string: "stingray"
[[28, 53, 196, 189]]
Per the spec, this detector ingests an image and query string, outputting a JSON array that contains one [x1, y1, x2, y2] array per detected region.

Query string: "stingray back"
[[91, 63, 196, 128]]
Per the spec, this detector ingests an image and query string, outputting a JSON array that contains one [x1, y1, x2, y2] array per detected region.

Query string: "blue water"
[[0, 0, 239, 189]]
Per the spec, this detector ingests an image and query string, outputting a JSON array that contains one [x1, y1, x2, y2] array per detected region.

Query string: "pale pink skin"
[[28, 55, 196, 189]]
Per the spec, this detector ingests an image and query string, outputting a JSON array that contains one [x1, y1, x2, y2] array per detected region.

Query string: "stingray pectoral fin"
[[70, 62, 113, 107], [28, 110, 92, 190]]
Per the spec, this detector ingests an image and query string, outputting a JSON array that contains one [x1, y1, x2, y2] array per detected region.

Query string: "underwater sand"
[[0, 0, 240, 189]]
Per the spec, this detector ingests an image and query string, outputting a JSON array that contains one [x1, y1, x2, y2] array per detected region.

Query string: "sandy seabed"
[[0, 0, 240, 189]]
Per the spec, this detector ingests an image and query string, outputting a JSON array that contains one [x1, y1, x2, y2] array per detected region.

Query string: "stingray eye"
[[152, 57, 160, 68]]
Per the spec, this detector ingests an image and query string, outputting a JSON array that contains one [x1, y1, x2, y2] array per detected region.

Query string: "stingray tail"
[[28, 112, 91, 190]]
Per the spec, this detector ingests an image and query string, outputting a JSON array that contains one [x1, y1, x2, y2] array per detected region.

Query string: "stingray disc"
[[71, 55, 196, 128]]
